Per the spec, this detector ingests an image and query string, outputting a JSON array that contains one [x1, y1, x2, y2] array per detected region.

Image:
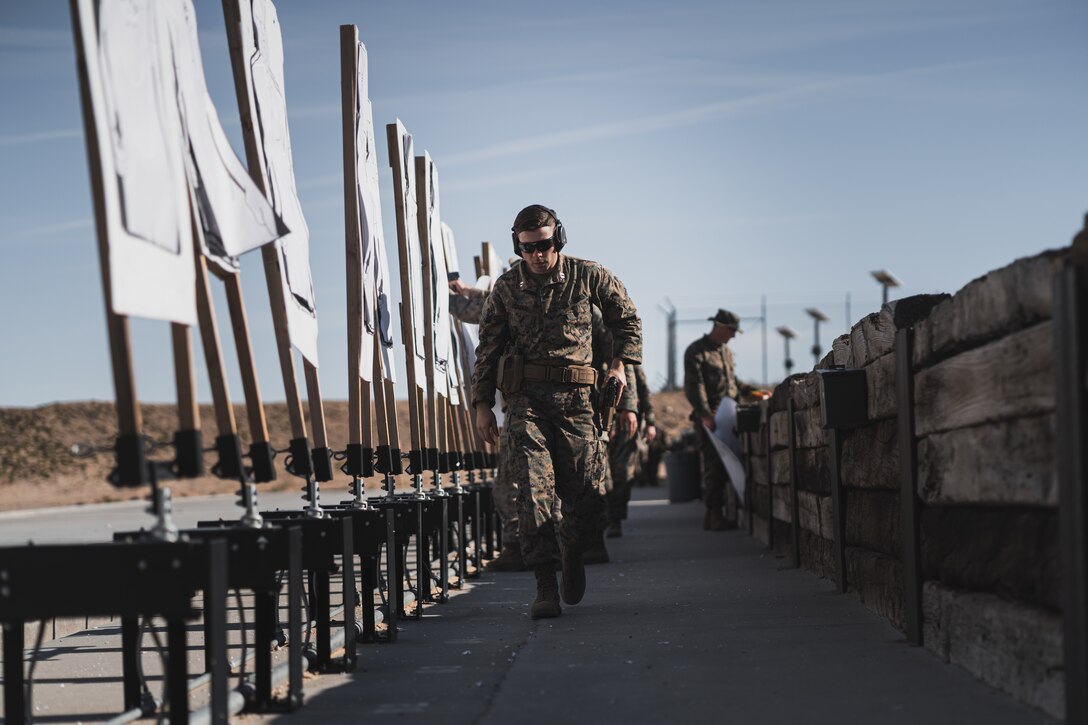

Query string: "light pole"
[[776, 326, 797, 377], [805, 308, 828, 367], [871, 270, 901, 306], [657, 298, 677, 390]]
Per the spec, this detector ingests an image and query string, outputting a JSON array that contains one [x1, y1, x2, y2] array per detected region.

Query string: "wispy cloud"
[[289, 104, 339, 121], [442, 163, 595, 193], [0, 128, 81, 147], [0, 217, 93, 247], [298, 173, 342, 191], [443, 57, 1008, 167], [19, 217, 92, 237], [0, 27, 71, 50]]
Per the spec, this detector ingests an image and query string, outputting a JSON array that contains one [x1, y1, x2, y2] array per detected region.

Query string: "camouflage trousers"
[[697, 425, 737, 519], [505, 383, 608, 567], [605, 431, 639, 524], [494, 427, 520, 546]]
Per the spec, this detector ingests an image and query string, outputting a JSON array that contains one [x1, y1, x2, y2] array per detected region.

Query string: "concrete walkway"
[[264, 489, 1056, 725]]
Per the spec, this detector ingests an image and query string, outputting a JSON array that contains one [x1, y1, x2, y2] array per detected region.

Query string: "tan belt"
[[523, 363, 598, 386]]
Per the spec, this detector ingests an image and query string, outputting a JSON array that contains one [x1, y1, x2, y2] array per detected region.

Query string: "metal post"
[[340, 518, 357, 670], [744, 432, 754, 536], [896, 327, 923, 645], [761, 295, 768, 387], [120, 615, 140, 711], [384, 508, 399, 642], [287, 527, 304, 707], [787, 399, 801, 568], [166, 618, 189, 725], [205, 540, 228, 725], [765, 419, 774, 550], [3, 621, 26, 725], [827, 428, 848, 593], [1055, 263, 1088, 724]]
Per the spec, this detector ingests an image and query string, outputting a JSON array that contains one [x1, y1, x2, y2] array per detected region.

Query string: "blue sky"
[[1, 0, 1086, 407]]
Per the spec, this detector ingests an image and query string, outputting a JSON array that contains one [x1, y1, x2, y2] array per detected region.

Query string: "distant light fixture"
[[871, 270, 902, 305], [805, 308, 828, 365], [777, 326, 797, 376]]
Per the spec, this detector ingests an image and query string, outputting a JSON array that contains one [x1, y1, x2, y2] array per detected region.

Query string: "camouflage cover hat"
[[708, 308, 742, 331]]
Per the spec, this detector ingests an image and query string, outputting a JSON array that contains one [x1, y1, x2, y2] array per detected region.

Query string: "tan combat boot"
[[705, 507, 730, 532], [486, 542, 527, 572], [531, 565, 561, 619]]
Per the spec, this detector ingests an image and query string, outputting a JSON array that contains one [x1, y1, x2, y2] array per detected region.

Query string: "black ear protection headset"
[[511, 205, 566, 255]]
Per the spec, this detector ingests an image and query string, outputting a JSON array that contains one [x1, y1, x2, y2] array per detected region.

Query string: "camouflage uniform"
[[449, 286, 488, 325], [450, 285, 522, 551], [683, 334, 739, 517], [472, 255, 641, 567], [589, 306, 643, 527], [607, 364, 654, 525]]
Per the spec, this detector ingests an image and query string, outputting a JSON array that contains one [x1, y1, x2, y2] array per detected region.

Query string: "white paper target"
[[165, 0, 284, 273], [420, 154, 450, 397], [389, 122, 427, 389], [348, 39, 396, 381], [230, 0, 319, 364], [72, 0, 195, 324], [704, 420, 746, 499]]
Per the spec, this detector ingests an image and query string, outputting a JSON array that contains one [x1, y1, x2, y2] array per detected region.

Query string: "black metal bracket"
[[311, 447, 333, 482], [374, 445, 403, 475], [111, 433, 150, 488], [249, 442, 277, 483], [896, 327, 923, 646], [213, 434, 245, 480], [787, 399, 801, 568], [406, 449, 425, 475], [172, 429, 204, 478], [285, 438, 313, 479], [1055, 261, 1088, 723]]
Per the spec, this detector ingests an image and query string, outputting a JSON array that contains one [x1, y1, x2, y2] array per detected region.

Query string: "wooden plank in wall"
[[914, 321, 1055, 437]]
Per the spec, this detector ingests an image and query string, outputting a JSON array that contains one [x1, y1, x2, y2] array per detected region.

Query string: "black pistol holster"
[[497, 352, 524, 395], [595, 375, 621, 432]]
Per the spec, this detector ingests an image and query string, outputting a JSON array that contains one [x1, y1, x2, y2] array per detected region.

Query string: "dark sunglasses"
[[519, 236, 555, 254]]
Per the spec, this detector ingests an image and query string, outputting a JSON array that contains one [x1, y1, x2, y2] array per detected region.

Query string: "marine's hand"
[[646, 424, 658, 443], [606, 358, 627, 400], [475, 403, 500, 445], [449, 279, 470, 296], [615, 410, 637, 438], [700, 415, 716, 432]]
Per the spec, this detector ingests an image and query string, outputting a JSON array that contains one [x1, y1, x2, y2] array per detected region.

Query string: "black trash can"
[[665, 450, 701, 503]]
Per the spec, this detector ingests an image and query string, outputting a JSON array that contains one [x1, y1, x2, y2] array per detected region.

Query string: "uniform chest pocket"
[[702, 361, 726, 388], [549, 294, 589, 324]]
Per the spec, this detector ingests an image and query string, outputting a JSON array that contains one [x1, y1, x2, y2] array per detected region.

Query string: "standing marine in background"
[[606, 362, 656, 538], [449, 277, 527, 571], [683, 308, 741, 531], [472, 204, 641, 620]]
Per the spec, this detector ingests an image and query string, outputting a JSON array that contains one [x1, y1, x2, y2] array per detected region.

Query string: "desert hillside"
[[0, 392, 697, 511]]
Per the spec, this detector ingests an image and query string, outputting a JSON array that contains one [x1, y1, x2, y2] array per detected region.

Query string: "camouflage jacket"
[[450, 286, 488, 325], [683, 334, 737, 421], [590, 305, 637, 411], [472, 255, 642, 407], [632, 364, 654, 424]]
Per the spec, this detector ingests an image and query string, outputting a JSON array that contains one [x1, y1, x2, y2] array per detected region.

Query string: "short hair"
[[512, 204, 557, 235]]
